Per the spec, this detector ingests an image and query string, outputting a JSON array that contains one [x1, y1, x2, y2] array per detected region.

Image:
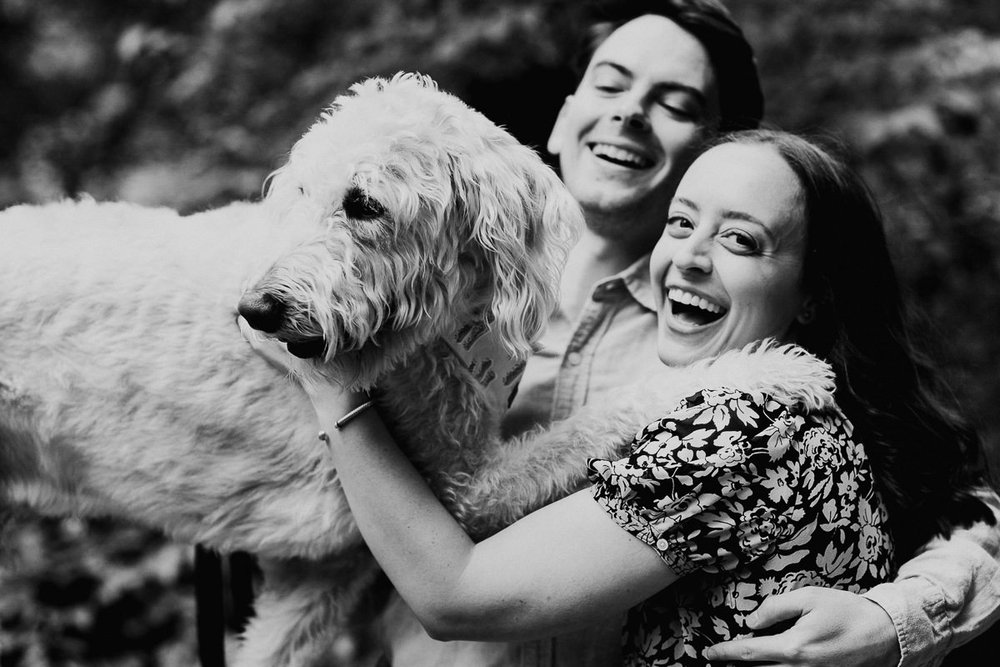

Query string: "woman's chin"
[[657, 340, 714, 367], [657, 328, 748, 366]]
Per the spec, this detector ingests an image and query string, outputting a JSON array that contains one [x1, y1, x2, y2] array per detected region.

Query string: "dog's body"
[[1, 74, 837, 665], [1, 74, 584, 664]]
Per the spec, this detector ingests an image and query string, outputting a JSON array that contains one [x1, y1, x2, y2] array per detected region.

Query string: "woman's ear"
[[797, 295, 818, 325], [546, 96, 574, 156]]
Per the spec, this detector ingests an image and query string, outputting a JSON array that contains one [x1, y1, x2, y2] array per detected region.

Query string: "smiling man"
[[546, 15, 717, 255]]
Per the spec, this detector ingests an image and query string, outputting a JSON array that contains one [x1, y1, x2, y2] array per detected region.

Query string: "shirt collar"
[[603, 253, 656, 312]]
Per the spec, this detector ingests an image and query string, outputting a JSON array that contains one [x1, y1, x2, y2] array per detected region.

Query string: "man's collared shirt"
[[500, 254, 659, 667]]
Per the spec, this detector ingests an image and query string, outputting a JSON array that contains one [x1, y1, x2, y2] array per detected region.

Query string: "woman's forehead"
[[678, 143, 805, 234]]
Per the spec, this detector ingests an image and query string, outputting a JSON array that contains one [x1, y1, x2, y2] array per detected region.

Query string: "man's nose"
[[611, 97, 650, 132]]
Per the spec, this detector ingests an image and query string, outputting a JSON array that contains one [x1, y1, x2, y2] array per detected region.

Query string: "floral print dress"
[[587, 386, 895, 667]]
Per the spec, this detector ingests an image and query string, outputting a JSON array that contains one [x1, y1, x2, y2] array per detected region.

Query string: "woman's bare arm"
[[313, 387, 676, 641]]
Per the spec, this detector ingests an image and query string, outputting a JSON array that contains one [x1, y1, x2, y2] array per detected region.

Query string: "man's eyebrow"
[[591, 61, 707, 107], [590, 61, 634, 79], [674, 196, 700, 211]]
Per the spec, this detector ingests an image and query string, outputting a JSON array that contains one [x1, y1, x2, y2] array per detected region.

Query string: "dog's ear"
[[455, 143, 581, 361], [262, 165, 295, 220]]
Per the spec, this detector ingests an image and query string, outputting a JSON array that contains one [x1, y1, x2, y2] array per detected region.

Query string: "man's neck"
[[559, 228, 647, 322]]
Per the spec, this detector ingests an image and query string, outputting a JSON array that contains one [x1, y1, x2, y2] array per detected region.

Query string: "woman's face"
[[650, 142, 810, 366]]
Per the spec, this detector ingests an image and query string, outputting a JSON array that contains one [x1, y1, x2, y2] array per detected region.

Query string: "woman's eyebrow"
[[721, 209, 766, 227], [674, 199, 771, 232]]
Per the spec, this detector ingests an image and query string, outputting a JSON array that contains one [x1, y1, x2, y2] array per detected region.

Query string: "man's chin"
[[580, 195, 670, 243]]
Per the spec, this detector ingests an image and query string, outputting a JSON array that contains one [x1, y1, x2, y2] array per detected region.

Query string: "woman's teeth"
[[591, 143, 652, 169], [668, 288, 725, 325]]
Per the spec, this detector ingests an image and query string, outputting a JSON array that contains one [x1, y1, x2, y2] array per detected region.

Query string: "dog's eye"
[[342, 187, 385, 220]]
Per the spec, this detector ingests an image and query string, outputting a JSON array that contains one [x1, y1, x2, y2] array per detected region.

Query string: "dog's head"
[[238, 73, 581, 388]]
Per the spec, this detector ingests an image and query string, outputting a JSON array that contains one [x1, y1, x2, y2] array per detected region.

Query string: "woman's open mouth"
[[667, 288, 726, 326]]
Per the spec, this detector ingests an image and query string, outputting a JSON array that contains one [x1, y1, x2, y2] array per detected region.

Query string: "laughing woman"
[[247, 130, 992, 665]]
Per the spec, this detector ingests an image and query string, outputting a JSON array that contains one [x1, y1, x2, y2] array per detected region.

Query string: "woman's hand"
[[237, 315, 364, 416]]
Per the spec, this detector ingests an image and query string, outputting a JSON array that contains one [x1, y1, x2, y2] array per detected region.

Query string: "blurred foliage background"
[[2, 0, 998, 664]]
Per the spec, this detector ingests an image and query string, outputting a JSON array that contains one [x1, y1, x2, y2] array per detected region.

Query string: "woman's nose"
[[672, 236, 713, 275]]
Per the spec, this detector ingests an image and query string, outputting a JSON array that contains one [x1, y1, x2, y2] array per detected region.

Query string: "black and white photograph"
[[2, 1, 999, 666]]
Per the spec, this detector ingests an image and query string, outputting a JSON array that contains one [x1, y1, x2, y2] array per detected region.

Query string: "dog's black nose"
[[238, 292, 286, 333]]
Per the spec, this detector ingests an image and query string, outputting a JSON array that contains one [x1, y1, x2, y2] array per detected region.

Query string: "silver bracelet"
[[317, 399, 376, 443]]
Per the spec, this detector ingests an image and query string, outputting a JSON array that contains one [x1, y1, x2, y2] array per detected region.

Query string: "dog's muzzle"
[[238, 292, 286, 333], [238, 292, 328, 359]]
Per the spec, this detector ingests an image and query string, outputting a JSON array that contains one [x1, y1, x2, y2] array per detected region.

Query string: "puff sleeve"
[[587, 387, 808, 577]]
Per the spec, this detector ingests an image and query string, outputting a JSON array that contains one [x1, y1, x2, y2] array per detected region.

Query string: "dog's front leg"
[[452, 382, 684, 540]]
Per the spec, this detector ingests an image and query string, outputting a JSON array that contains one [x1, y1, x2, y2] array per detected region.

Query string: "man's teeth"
[[591, 143, 652, 168], [668, 288, 723, 314]]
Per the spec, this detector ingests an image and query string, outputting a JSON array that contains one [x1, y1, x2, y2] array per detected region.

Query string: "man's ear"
[[546, 95, 574, 156]]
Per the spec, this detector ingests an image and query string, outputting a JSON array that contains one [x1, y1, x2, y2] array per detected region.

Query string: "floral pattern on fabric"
[[587, 387, 895, 666]]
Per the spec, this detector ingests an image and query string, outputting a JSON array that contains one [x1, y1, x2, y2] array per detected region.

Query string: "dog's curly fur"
[[0, 73, 838, 664], [0, 73, 583, 664]]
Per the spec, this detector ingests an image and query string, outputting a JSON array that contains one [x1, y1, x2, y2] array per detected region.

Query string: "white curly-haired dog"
[[0, 71, 588, 665], [0, 73, 836, 665]]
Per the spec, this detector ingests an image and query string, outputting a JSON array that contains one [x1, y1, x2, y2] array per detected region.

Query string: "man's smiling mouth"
[[668, 287, 726, 326], [590, 143, 654, 169]]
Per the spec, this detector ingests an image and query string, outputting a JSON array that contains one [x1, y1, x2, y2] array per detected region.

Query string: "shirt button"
[[566, 351, 583, 366]]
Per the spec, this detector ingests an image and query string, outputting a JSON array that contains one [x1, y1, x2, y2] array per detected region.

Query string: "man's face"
[[548, 14, 720, 245]]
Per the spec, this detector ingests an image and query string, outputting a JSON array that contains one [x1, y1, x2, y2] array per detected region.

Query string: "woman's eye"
[[342, 187, 385, 220], [665, 215, 693, 237], [719, 230, 760, 254]]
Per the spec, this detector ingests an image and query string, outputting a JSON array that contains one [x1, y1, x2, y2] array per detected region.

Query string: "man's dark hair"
[[574, 0, 764, 132]]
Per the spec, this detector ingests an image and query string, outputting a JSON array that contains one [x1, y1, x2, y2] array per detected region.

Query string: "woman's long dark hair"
[[711, 130, 993, 560]]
